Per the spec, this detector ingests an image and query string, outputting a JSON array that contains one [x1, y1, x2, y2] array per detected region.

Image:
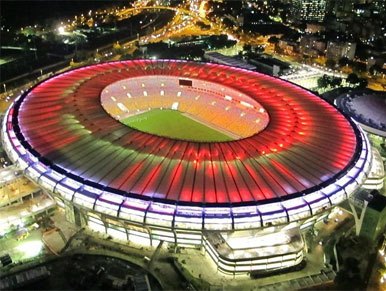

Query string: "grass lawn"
[[121, 109, 233, 142]]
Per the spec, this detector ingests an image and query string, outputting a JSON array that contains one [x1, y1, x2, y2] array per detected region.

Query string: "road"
[[0, 229, 45, 264]]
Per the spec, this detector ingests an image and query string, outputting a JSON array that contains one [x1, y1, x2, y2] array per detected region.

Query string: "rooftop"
[[7, 60, 360, 207]]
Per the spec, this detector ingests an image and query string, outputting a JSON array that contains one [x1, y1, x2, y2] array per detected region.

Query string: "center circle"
[[101, 75, 270, 142]]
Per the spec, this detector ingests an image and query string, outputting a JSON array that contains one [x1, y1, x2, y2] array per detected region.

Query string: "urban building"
[[300, 36, 326, 57], [372, 0, 386, 13], [204, 52, 257, 70], [305, 23, 326, 34], [291, 0, 327, 23], [0, 166, 55, 235], [277, 39, 298, 55], [328, 0, 357, 19], [247, 55, 291, 76], [326, 41, 357, 61]]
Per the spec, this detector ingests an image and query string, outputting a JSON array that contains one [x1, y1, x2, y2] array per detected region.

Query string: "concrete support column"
[[349, 200, 369, 236], [64, 200, 76, 224]]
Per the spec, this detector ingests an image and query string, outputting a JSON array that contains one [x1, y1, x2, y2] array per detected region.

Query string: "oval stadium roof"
[[8, 60, 363, 207]]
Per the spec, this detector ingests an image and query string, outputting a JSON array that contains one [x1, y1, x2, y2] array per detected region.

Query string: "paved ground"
[[2, 253, 161, 290], [0, 163, 363, 291], [0, 229, 46, 263], [46, 210, 328, 290], [2, 206, 348, 290]]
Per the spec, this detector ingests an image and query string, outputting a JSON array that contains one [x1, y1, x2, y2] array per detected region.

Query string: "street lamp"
[[2, 84, 6, 93], [57, 26, 65, 34]]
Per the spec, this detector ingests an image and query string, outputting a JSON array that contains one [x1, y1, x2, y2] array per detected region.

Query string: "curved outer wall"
[[1, 60, 372, 232]]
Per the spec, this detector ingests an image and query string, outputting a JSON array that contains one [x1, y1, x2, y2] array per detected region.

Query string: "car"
[[15, 228, 30, 241]]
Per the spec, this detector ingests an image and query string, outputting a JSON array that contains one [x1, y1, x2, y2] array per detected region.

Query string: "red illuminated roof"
[[13, 60, 358, 205]]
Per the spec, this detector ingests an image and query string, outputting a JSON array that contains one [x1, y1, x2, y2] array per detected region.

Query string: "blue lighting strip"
[[2, 102, 372, 231]]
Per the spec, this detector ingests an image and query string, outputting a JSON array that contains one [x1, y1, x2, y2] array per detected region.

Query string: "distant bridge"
[[1, 46, 37, 51], [116, 5, 212, 26]]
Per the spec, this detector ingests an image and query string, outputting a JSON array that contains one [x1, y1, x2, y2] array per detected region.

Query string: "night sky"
[[1, 0, 131, 28]]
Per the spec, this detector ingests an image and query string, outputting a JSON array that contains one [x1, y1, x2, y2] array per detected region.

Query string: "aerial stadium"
[[1, 60, 373, 274], [335, 90, 385, 190]]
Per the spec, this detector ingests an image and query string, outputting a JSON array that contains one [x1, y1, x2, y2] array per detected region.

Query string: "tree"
[[339, 57, 350, 67], [208, 35, 229, 49], [334, 257, 363, 290], [112, 41, 123, 55], [358, 78, 368, 88], [73, 49, 90, 62], [326, 59, 336, 68], [352, 62, 366, 73], [369, 64, 382, 75], [253, 45, 265, 54], [268, 36, 279, 44], [44, 31, 57, 43], [196, 21, 210, 30], [347, 73, 360, 86], [120, 53, 133, 60], [243, 44, 252, 52], [318, 75, 343, 89], [330, 77, 342, 87], [317, 74, 330, 88]]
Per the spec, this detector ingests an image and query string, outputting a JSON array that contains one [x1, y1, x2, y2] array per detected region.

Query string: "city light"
[[57, 26, 65, 34], [16, 240, 43, 259], [0, 0, 385, 288]]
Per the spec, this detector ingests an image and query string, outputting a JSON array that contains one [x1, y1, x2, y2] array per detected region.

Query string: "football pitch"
[[121, 109, 234, 142]]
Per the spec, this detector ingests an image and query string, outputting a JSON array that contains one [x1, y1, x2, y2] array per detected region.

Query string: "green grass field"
[[121, 109, 233, 142]]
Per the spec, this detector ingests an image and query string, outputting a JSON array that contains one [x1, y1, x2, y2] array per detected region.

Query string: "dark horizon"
[[0, 0, 132, 28]]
